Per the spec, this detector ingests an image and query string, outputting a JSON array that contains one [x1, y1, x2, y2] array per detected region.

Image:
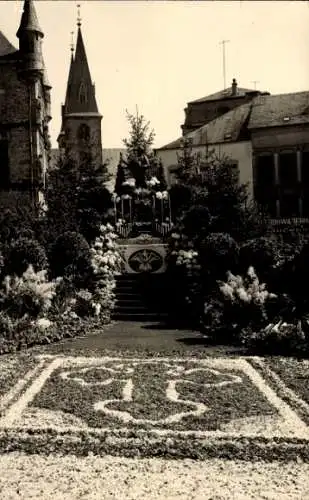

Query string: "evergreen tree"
[[170, 139, 262, 241], [45, 151, 112, 244], [123, 109, 155, 161], [114, 109, 166, 195]]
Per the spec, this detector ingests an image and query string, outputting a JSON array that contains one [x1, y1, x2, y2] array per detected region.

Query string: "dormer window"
[[224, 133, 232, 140], [79, 82, 88, 104]]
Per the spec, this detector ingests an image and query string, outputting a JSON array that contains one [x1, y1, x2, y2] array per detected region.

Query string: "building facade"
[[158, 81, 309, 219], [0, 0, 51, 212]]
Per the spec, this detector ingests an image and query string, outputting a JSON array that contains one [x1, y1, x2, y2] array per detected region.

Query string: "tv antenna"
[[219, 40, 230, 89]]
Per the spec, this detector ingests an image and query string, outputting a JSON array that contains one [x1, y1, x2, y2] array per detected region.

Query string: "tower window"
[[77, 124, 90, 142], [79, 83, 88, 104]]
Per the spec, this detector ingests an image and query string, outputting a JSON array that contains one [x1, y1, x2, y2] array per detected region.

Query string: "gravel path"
[[0, 453, 308, 499]]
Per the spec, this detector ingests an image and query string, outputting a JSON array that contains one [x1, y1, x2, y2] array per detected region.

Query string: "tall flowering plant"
[[1, 265, 60, 319], [203, 266, 278, 339], [90, 223, 123, 320]]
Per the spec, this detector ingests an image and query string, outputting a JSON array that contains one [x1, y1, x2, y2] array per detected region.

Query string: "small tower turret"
[[16, 0, 44, 76]]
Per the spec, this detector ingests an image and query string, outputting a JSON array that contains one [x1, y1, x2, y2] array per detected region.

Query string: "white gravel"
[[0, 453, 308, 499]]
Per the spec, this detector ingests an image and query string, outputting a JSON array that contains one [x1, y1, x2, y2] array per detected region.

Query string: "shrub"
[[74, 289, 100, 318], [203, 267, 278, 343], [49, 231, 92, 287], [199, 232, 239, 281], [182, 205, 211, 240], [239, 236, 278, 279], [1, 265, 59, 319], [242, 320, 308, 356], [5, 237, 48, 277]]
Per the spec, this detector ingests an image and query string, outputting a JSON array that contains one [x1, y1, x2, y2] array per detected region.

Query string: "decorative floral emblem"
[[59, 360, 242, 426], [128, 249, 163, 273]]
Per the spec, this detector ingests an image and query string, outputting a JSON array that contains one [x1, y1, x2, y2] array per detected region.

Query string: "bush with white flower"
[[202, 267, 280, 341], [218, 266, 277, 308], [0, 265, 60, 320], [90, 224, 123, 320]]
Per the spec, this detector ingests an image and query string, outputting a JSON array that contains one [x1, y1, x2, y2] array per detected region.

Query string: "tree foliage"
[[114, 109, 166, 196], [170, 140, 262, 241], [45, 152, 112, 244]]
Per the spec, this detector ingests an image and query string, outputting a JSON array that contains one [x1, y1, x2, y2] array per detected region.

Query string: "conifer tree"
[[45, 151, 112, 244], [170, 138, 261, 241]]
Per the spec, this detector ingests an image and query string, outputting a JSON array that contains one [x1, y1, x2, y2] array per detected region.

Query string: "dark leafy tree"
[[45, 151, 112, 244], [171, 139, 262, 242]]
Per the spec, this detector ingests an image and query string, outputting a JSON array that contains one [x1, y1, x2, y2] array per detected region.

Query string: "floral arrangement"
[[90, 223, 123, 320], [146, 176, 160, 188]]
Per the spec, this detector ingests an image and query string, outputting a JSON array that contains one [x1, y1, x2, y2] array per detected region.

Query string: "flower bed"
[[249, 357, 309, 427], [265, 358, 309, 405], [0, 318, 109, 355], [0, 355, 308, 461], [0, 354, 38, 399], [30, 359, 277, 432]]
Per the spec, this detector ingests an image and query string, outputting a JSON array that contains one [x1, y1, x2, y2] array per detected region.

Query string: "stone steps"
[[112, 273, 168, 321]]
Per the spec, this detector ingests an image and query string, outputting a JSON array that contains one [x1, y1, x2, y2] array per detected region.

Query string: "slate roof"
[[63, 27, 99, 115], [158, 103, 252, 150], [0, 31, 18, 58], [17, 0, 43, 38], [248, 91, 309, 129], [159, 90, 309, 150], [189, 85, 260, 104]]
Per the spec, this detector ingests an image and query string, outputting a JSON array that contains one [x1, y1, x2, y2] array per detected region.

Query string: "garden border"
[[0, 355, 309, 461]]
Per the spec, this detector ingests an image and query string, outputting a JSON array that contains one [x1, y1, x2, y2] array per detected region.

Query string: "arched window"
[[79, 82, 88, 104], [77, 124, 90, 142]]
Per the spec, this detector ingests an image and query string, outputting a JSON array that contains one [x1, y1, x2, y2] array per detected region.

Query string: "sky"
[[1, 0, 309, 149]]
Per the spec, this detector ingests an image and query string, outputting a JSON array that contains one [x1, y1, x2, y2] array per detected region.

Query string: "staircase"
[[112, 274, 168, 322]]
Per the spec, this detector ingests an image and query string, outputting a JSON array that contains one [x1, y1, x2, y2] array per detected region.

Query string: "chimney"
[[231, 78, 237, 96]]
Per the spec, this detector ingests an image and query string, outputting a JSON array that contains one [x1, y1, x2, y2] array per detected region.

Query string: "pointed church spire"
[[63, 23, 99, 115], [17, 0, 43, 39]]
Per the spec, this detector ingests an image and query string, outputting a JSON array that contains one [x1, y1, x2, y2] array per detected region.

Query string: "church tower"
[[0, 0, 51, 212], [58, 12, 102, 168]]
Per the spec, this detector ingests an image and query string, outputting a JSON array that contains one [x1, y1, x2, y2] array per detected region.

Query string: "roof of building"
[[248, 90, 309, 129], [188, 79, 265, 104], [17, 0, 43, 39], [159, 89, 309, 150], [63, 26, 99, 115], [158, 102, 252, 150], [0, 31, 18, 58]]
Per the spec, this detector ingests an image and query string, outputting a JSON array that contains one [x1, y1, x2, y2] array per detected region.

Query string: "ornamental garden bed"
[[0, 354, 38, 400], [249, 357, 309, 426], [0, 355, 308, 460], [265, 357, 309, 405]]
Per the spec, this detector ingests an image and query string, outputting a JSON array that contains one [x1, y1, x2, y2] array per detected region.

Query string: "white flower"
[[219, 283, 234, 300], [247, 266, 257, 279], [156, 191, 163, 200], [36, 318, 52, 329], [236, 287, 250, 303]]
